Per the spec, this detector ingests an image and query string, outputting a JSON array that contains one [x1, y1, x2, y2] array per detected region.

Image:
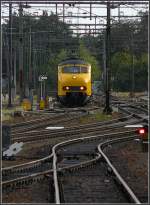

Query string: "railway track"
[[10, 106, 100, 135], [2, 103, 148, 203], [118, 104, 148, 123], [52, 134, 141, 203], [4, 111, 130, 174], [2, 130, 136, 189], [102, 138, 148, 203], [11, 114, 142, 143], [11, 113, 85, 134], [2, 132, 138, 203], [3, 106, 146, 181]]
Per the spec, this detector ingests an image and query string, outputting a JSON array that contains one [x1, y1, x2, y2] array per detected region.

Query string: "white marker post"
[[39, 75, 47, 100]]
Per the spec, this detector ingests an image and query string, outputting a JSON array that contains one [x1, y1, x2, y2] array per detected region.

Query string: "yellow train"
[[57, 58, 92, 106]]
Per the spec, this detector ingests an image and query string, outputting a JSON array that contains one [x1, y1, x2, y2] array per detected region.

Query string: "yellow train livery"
[[57, 58, 92, 106]]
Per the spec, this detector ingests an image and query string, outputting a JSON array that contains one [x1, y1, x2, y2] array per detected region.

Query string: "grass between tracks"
[[79, 110, 120, 124], [2, 106, 23, 122], [111, 91, 147, 98], [2, 95, 38, 122]]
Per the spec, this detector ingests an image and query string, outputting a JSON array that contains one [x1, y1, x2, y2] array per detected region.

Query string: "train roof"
[[58, 58, 90, 66]]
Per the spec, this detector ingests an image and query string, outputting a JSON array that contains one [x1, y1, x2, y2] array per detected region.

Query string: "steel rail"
[[2, 169, 53, 186], [58, 153, 101, 172], [12, 114, 133, 138], [52, 146, 60, 204], [10, 107, 98, 129], [2, 153, 100, 188], [118, 106, 148, 123], [2, 153, 53, 172], [52, 130, 138, 204], [11, 112, 88, 133], [97, 135, 141, 204], [129, 105, 148, 114], [12, 117, 139, 143], [11, 114, 65, 128], [3, 133, 140, 201]]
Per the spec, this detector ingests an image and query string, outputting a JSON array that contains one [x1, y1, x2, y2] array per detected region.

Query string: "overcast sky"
[[1, 2, 148, 33]]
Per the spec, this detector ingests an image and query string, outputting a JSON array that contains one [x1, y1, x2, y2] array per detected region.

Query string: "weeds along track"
[[53, 133, 141, 204]]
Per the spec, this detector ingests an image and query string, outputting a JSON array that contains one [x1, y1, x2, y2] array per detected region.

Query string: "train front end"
[[57, 59, 92, 106]]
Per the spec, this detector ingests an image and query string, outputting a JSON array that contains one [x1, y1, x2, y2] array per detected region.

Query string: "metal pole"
[[43, 80, 46, 100], [90, 2, 92, 20], [103, 36, 106, 89], [132, 55, 135, 97], [95, 17, 97, 36], [56, 3, 58, 15], [131, 33, 135, 98], [8, 2, 12, 107], [103, 1, 112, 114], [33, 50, 36, 90], [19, 3, 24, 103], [13, 46, 16, 99], [63, 3, 65, 23], [29, 27, 33, 107], [41, 81, 43, 99], [118, 5, 121, 23]]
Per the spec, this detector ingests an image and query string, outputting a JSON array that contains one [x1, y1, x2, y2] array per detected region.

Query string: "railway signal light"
[[124, 124, 148, 138], [135, 125, 148, 142], [138, 128, 146, 135], [137, 126, 148, 136]]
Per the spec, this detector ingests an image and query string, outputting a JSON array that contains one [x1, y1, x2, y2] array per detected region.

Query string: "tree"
[[78, 42, 101, 81], [111, 51, 148, 92], [134, 53, 148, 91], [2, 11, 74, 93], [111, 51, 133, 91]]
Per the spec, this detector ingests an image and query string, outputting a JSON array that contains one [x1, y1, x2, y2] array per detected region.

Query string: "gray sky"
[[1, 2, 148, 34]]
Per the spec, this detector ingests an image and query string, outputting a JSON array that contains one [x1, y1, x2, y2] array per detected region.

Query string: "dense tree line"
[[82, 11, 148, 92], [2, 10, 148, 94]]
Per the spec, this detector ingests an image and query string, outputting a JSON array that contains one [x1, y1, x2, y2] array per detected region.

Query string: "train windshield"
[[62, 66, 88, 73]]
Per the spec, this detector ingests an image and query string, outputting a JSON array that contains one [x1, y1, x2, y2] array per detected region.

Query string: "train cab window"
[[80, 67, 88, 73], [62, 66, 88, 73], [62, 67, 80, 73]]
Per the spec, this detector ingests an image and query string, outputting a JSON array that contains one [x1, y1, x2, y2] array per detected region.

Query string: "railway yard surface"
[[2, 95, 149, 204]]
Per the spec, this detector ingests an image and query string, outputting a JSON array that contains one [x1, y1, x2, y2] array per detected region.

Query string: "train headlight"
[[63, 86, 70, 90], [80, 86, 86, 90]]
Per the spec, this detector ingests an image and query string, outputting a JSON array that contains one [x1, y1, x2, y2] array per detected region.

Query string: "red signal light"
[[138, 128, 146, 135]]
